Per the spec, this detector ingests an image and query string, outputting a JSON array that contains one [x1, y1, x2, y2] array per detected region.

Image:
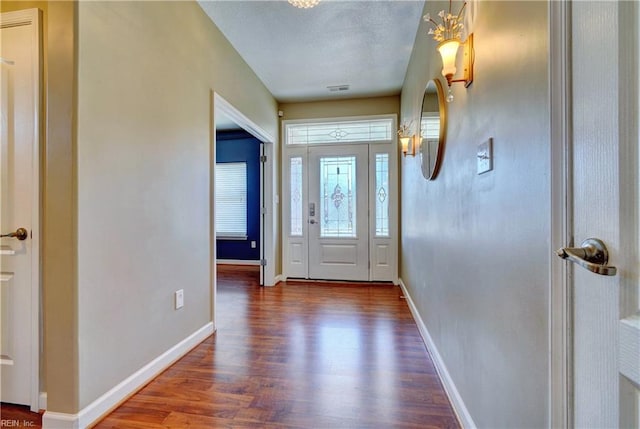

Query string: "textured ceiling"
[[199, 0, 426, 103]]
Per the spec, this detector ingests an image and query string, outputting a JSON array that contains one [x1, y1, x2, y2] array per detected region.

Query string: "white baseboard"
[[262, 274, 282, 287], [42, 412, 78, 429], [273, 274, 284, 285], [216, 259, 260, 266], [42, 322, 214, 429], [398, 278, 476, 429]]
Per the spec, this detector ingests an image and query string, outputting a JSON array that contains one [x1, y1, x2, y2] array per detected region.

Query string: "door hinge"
[[260, 207, 266, 215], [260, 259, 267, 266], [260, 155, 267, 163]]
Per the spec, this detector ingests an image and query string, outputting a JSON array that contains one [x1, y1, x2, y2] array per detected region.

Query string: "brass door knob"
[[1, 228, 28, 241]]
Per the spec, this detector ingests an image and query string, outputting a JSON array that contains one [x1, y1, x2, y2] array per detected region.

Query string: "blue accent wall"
[[216, 130, 261, 261]]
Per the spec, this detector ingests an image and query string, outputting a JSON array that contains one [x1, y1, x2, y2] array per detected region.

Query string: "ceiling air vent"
[[327, 85, 350, 92]]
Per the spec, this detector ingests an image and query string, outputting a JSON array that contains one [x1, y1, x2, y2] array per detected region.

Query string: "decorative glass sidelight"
[[375, 153, 390, 237], [320, 156, 356, 237], [290, 157, 303, 236]]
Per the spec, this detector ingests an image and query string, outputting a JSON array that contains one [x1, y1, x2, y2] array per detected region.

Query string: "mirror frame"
[[419, 79, 447, 180]]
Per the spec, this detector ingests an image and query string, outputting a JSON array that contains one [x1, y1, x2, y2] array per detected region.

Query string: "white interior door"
[[308, 145, 369, 281], [0, 9, 40, 410], [568, 1, 639, 426]]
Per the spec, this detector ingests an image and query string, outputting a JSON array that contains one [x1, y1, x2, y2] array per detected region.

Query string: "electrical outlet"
[[175, 289, 184, 309], [251, 241, 256, 248]]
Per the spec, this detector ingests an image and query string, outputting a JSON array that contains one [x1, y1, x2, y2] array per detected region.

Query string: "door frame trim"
[[549, 1, 572, 427], [212, 92, 277, 287], [0, 8, 42, 412]]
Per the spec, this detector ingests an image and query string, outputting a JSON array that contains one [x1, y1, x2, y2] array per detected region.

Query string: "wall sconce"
[[437, 34, 474, 102], [424, 1, 474, 102], [400, 136, 418, 157], [398, 121, 416, 157]]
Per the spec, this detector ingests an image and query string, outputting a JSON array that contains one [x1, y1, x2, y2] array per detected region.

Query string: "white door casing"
[[554, 1, 640, 427], [549, 0, 572, 425], [0, 8, 41, 411], [308, 145, 369, 281], [213, 93, 277, 287]]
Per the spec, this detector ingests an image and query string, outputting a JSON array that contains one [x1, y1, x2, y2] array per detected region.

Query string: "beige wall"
[[279, 95, 399, 121], [75, 1, 277, 409], [1, 0, 278, 414], [400, 1, 549, 427], [421, 91, 438, 113]]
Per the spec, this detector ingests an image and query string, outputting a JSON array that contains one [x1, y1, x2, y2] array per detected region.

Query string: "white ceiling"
[[215, 108, 242, 131], [199, 0, 426, 103]]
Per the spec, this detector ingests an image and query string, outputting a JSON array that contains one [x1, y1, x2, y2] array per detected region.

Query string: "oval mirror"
[[419, 79, 447, 180]]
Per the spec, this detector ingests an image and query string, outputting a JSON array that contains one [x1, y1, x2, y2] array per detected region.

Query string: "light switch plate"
[[175, 289, 184, 309], [477, 138, 493, 174]]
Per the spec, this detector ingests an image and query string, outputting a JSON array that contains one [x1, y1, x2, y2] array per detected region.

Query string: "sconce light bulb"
[[437, 39, 460, 79], [400, 136, 411, 156], [446, 88, 454, 103]]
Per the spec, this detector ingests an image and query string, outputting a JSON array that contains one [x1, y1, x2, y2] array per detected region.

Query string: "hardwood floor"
[[3, 265, 460, 428], [0, 403, 42, 427]]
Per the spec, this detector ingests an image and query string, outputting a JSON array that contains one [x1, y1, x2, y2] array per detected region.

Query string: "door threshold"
[[284, 278, 394, 287]]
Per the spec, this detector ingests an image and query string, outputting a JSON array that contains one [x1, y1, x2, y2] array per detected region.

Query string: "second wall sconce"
[[400, 135, 418, 157], [424, 1, 474, 102], [398, 121, 417, 157]]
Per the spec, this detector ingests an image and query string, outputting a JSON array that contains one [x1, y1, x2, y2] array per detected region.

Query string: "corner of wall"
[[398, 278, 476, 429]]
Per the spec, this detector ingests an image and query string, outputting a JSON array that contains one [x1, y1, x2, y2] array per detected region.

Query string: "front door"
[[283, 117, 398, 283], [308, 145, 369, 281], [567, 1, 639, 426], [0, 9, 41, 410]]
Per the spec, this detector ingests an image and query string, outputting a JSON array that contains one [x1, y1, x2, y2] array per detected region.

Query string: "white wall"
[[76, 1, 277, 409], [400, 1, 550, 427]]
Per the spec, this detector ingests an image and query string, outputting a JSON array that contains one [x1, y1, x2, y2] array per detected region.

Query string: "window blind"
[[421, 114, 440, 139], [215, 162, 247, 238]]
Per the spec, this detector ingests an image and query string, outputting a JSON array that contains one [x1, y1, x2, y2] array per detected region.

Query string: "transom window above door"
[[285, 117, 394, 145]]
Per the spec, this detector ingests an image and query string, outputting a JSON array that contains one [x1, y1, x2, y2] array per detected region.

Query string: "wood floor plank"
[[0, 404, 43, 427], [94, 404, 171, 425]]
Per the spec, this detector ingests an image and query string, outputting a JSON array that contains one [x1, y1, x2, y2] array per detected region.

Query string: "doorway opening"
[[212, 93, 277, 324]]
